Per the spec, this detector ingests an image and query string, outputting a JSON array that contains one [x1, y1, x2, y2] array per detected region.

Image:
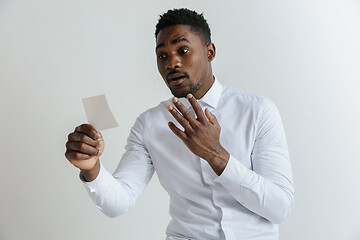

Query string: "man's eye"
[[180, 48, 189, 54]]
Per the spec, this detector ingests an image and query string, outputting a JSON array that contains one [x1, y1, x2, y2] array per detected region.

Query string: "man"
[[65, 8, 294, 240]]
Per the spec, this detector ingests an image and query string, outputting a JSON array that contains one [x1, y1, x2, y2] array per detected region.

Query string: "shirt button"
[[223, 223, 230, 228], [204, 177, 212, 184]]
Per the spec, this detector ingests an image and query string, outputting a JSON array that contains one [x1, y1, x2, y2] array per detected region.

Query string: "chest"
[[144, 107, 257, 192]]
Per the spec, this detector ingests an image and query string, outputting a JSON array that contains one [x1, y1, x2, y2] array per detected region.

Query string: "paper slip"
[[82, 94, 119, 131]]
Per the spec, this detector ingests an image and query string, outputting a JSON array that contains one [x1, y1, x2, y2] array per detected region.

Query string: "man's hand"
[[167, 94, 230, 175], [65, 124, 104, 181]]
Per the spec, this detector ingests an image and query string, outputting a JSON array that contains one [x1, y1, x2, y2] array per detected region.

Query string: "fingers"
[[171, 97, 198, 127], [65, 151, 92, 161], [69, 132, 98, 147], [167, 105, 192, 131], [168, 95, 219, 136], [66, 141, 99, 156], [187, 94, 206, 122], [168, 122, 187, 140], [168, 94, 211, 131], [205, 108, 219, 126], [75, 124, 100, 140], [65, 124, 102, 161]]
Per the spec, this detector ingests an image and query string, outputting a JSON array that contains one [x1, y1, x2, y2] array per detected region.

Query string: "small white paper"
[[82, 94, 119, 131]]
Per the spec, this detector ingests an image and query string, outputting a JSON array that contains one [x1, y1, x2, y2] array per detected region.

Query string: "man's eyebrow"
[[171, 37, 191, 45], [156, 43, 165, 50], [156, 37, 191, 50]]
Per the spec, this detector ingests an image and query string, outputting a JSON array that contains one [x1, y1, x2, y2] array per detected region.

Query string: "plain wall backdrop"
[[1, 0, 360, 239]]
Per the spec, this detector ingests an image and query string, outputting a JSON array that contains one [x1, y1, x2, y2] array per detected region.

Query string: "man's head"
[[155, 8, 216, 99]]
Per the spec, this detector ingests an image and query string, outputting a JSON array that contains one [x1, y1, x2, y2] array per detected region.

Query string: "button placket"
[[200, 157, 214, 185]]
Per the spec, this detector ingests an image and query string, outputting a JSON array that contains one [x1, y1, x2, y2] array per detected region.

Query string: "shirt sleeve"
[[81, 115, 155, 218], [214, 98, 294, 224]]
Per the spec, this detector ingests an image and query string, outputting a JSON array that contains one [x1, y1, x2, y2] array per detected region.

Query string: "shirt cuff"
[[79, 161, 112, 192], [214, 154, 248, 189]]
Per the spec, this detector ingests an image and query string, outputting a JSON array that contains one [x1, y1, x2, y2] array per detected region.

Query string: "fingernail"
[[187, 94, 193, 99], [173, 97, 178, 103], [167, 105, 173, 111]]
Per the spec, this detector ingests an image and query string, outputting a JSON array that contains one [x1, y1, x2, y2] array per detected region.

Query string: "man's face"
[[156, 25, 215, 98]]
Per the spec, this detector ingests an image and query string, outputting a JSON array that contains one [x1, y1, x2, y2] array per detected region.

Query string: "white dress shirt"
[[82, 78, 294, 240]]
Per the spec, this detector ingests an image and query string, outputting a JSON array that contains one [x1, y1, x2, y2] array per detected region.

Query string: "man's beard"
[[171, 79, 205, 98]]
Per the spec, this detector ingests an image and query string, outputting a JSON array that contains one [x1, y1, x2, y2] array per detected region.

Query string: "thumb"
[[95, 131, 103, 140], [205, 108, 218, 125], [95, 131, 105, 156]]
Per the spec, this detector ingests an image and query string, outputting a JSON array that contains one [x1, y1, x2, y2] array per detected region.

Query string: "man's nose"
[[166, 55, 182, 69]]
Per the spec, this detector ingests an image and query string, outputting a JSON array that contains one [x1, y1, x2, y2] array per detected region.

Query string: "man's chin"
[[170, 88, 189, 98]]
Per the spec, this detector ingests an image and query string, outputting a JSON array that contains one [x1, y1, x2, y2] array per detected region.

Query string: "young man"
[[65, 8, 294, 240]]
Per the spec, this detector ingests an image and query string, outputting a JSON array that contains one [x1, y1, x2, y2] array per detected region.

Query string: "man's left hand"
[[167, 94, 230, 175]]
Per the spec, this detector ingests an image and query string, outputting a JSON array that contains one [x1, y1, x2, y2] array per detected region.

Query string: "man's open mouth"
[[167, 73, 188, 86]]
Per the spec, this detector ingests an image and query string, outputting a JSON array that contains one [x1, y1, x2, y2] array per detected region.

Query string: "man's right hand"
[[65, 124, 104, 181]]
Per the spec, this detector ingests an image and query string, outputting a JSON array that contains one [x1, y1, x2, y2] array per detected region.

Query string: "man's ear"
[[207, 43, 216, 62]]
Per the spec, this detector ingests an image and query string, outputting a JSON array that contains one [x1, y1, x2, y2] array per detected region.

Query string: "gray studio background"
[[1, 0, 359, 239]]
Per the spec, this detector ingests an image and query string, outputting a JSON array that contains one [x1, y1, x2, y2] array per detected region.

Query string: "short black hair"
[[155, 8, 211, 45]]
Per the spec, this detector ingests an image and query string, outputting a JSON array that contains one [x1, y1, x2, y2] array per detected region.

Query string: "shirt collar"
[[178, 76, 222, 109]]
